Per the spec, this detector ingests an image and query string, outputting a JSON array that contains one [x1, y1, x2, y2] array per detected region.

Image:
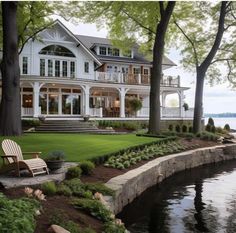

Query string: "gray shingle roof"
[[76, 35, 176, 66]]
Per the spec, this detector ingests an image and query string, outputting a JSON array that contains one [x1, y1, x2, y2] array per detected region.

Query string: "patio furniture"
[[1, 139, 49, 177]]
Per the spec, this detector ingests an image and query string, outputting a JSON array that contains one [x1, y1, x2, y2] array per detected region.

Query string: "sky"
[[58, 17, 236, 114]]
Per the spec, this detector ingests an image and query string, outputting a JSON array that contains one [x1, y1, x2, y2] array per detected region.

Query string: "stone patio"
[[0, 162, 78, 189]]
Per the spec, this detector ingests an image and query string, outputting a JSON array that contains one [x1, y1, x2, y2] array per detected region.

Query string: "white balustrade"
[[22, 107, 33, 116], [89, 107, 103, 117]]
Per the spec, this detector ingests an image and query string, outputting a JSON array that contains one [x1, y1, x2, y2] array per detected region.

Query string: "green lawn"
[[0, 133, 157, 162]]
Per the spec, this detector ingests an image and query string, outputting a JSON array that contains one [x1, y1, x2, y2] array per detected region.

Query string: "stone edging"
[[105, 144, 236, 214]]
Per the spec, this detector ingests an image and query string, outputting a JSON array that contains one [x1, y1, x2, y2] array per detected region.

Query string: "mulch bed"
[[0, 138, 220, 233]]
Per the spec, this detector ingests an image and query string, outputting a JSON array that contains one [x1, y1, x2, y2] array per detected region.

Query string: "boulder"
[[48, 224, 70, 233]]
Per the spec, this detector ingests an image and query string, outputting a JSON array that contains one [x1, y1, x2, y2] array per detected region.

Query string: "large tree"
[[173, 1, 236, 133], [61, 1, 176, 134], [0, 1, 55, 135], [0, 2, 21, 136]]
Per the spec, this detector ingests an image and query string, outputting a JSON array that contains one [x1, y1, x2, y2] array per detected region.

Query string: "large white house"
[[0, 20, 193, 120]]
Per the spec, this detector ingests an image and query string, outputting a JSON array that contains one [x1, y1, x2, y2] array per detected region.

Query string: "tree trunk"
[[192, 2, 227, 134], [193, 68, 205, 133], [148, 1, 175, 134], [0, 2, 22, 136]]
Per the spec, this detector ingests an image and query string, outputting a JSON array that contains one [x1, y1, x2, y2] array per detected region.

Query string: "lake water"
[[206, 117, 236, 130], [118, 160, 236, 233]]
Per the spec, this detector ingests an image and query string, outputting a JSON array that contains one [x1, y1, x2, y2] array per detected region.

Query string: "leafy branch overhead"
[[173, 1, 236, 86]]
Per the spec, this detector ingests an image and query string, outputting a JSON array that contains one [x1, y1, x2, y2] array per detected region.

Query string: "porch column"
[[82, 85, 90, 116], [118, 87, 129, 118], [179, 90, 184, 118], [32, 82, 40, 118]]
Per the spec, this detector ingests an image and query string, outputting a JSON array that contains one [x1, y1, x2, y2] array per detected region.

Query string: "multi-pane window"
[[144, 68, 149, 75], [99, 46, 107, 55], [40, 59, 45, 76], [62, 61, 67, 77], [48, 60, 53, 76], [133, 67, 141, 74], [22, 57, 28, 74], [84, 62, 89, 73], [112, 48, 120, 56], [55, 60, 60, 77], [108, 47, 113, 56], [70, 61, 75, 78]]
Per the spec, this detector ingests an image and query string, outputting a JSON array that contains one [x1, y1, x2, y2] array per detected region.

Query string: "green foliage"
[[46, 150, 65, 161], [183, 103, 189, 111], [0, 193, 39, 233], [66, 167, 82, 179], [175, 125, 181, 133], [126, 98, 143, 113], [41, 181, 57, 195], [83, 183, 114, 196], [56, 184, 72, 197], [224, 124, 230, 131], [79, 161, 95, 175], [50, 210, 96, 233], [72, 198, 112, 222], [205, 124, 211, 132], [104, 140, 188, 169], [103, 221, 126, 233], [22, 119, 40, 128], [211, 125, 216, 133], [189, 126, 193, 133], [208, 117, 215, 126], [196, 131, 219, 141], [168, 124, 173, 131], [182, 125, 188, 133]]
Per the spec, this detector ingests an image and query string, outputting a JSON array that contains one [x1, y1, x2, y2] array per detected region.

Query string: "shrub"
[[50, 210, 96, 233], [211, 125, 216, 133], [224, 124, 230, 131], [84, 183, 114, 196], [0, 193, 39, 233], [72, 198, 113, 222], [175, 125, 181, 133], [168, 124, 173, 131], [46, 150, 65, 161], [56, 184, 72, 197], [189, 126, 193, 133], [22, 119, 40, 128], [103, 221, 126, 233], [208, 117, 214, 126], [79, 161, 95, 175], [182, 125, 188, 133], [205, 124, 211, 132], [41, 181, 57, 195], [66, 167, 82, 179]]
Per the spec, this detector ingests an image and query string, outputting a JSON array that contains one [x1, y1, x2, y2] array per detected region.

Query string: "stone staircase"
[[35, 120, 115, 134]]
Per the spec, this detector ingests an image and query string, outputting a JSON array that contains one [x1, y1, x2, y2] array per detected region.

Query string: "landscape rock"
[[48, 224, 70, 233]]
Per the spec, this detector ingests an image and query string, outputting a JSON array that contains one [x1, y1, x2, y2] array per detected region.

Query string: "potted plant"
[[38, 115, 46, 122], [183, 103, 189, 111], [127, 98, 142, 117], [45, 151, 65, 171], [83, 115, 90, 122]]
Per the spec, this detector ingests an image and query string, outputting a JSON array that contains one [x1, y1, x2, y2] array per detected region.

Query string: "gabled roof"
[[76, 34, 176, 67], [46, 20, 102, 66]]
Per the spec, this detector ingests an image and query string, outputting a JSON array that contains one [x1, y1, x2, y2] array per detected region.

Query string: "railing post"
[[138, 74, 141, 84], [99, 107, 103, 117], [33, 82, 40, 118]]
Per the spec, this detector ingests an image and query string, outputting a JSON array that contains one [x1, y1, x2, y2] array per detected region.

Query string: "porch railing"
[[95, 72, 180, 86], [22, 107, 33, 116], [89, 107, 103, 117]]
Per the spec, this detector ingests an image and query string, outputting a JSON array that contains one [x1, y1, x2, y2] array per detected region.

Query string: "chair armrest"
[[23, 152, 42, 158], [1, 155, 18, 163]]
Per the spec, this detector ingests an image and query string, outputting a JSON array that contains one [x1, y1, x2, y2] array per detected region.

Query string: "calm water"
[[118, 160, 236, 233], [206, 117, 236, 130]]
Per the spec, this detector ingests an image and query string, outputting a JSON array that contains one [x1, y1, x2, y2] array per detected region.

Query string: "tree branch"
[[226, 60, 236, 85], [174, 20, 199, 68], [159, 2, 164, 18], [121, 8, 156, 35], [18, 22, 53, 54], [211, 58, 236, 65]]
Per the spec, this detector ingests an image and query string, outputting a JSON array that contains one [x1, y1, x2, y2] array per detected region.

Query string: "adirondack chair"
[[1, 139, 49, 177]]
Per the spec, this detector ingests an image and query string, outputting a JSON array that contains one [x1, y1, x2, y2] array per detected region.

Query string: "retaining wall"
[[105, 144, 236, 214]]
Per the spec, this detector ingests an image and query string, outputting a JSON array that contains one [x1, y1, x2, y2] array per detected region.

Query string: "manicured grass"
[[0, 133, 157, 162]]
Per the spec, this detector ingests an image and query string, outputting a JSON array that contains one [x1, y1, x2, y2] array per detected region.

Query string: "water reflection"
[[118, 160, 236, 233]]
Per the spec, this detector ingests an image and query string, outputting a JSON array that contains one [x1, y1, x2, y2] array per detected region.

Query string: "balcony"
[[95, 72, 180, 87]]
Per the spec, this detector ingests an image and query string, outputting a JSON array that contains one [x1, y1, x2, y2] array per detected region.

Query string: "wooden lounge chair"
[[1, 139, 49, 177]]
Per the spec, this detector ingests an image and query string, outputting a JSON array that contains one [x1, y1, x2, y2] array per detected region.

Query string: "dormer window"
[[99, 46, 107, 55]]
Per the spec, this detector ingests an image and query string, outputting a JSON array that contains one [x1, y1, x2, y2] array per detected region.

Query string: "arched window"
[[39, 45, 75, 57]]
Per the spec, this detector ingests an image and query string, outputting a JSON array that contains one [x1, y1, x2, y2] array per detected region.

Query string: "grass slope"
[[0, 133, 157, 162]]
